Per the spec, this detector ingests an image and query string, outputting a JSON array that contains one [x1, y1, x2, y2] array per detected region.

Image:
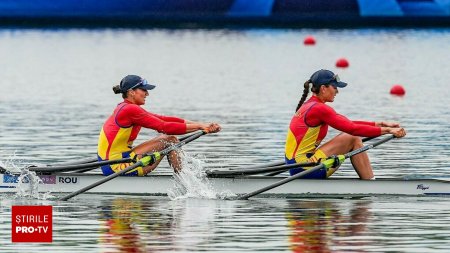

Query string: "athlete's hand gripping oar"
[[236, 134, 395, 200], [59, 131, 207, 201], [26, 132, 204, 174]]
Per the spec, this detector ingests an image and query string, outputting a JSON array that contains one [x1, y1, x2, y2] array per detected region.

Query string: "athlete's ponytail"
[[112, 84, 128, 98], [295, 80, 311, 112]]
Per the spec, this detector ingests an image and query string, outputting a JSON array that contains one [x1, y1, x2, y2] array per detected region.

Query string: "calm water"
[[1, 28, 450, 251], [2, 195, 450, 252]]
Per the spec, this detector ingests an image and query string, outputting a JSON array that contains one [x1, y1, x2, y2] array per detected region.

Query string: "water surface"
[[1, 28, 450, 252]]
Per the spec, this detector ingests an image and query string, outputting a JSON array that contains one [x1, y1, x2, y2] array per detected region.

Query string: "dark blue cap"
[[310, 69, 347, 88], [119, 75, 156, 93]]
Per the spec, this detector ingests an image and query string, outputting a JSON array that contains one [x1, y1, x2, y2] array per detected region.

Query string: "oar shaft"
[[49, 157, 98, 166], [223, 161, 285, 171], [361, 136, 375, 142], [345, 135, 394, 158], [59, 161, 144, 201], [207, 161, 318, 177], [237, 164, 326, 200], [30, 158, 132, 173], [179, 132, 200, 142], [151, 131, 206, 157]]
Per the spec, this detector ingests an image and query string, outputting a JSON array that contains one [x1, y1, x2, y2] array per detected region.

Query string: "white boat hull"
[[2, 173, 450, 197]]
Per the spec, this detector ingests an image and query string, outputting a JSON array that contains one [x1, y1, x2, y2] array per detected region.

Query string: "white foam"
[[14, 168, 53, 200], [1, 152, 53, 200], [167, 153, 235, 200], [0, 151, 22, 173]]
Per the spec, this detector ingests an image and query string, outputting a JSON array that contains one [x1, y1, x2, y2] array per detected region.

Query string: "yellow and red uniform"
[[97, 100, 187, 176], [285, 96, 381, 178]]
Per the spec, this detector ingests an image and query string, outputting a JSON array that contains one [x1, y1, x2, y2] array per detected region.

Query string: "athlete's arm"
[[151, 113, 185, 123], [151, 113, 221, 133], [118, 105, 221, 134], [119, 105, 187, 134], [376, 121, 400, 127], [308, 104, 381, 137], [353, 121, 376, 126]]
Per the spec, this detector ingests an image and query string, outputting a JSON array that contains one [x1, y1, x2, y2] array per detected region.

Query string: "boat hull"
[[1, 173, 450, 197]]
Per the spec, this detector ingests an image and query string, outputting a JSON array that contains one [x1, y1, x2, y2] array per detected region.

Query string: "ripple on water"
[[1, 28, 450, 252]]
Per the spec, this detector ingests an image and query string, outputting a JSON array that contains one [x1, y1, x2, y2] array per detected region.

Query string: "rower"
[[97, 75, 221, 176], [284, 69, 406, 180]]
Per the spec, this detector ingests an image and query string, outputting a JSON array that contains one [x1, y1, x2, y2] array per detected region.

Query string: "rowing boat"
[[2, 172, 450, 197], [2, 134, 418, 199]]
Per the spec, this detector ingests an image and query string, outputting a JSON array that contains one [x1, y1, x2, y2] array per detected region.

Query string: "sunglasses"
[[128, 79, 149, 90], [333, 74, 340, 82]]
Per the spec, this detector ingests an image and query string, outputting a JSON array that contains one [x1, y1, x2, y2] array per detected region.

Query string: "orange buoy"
[[390, 85, 406, 96], [335, 58, 349, 68], [303, 36, 316, 45]]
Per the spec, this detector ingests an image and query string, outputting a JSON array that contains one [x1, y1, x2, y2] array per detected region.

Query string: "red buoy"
[[335, 58, 349, 68], [303, 36, 316, 45], [390, 85, 406, 96]]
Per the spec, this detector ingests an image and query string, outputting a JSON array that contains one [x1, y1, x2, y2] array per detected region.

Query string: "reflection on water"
[[1, 28, 450, 252], [98, 198, 148, 252], [2, 196, 450, 252], [286, 200, 372, 252], [97, 197, 234, 252], [0, 29, 449, 178]]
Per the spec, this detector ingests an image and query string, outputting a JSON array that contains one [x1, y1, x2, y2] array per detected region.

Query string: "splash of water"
[[0, 151, 22, 173], [14, 168, 53, 200], [167, 153, 235, 200], [1, 153, 53, 200]]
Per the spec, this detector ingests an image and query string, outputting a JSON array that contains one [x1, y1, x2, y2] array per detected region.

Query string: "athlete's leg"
[[132, 135, 182, 174], [319, 133, 374, 179]]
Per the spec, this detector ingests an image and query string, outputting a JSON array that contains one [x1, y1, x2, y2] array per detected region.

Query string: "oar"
[[27, 132, 202, 174], [206, 161, 319, 177], [29, 158, 133, 174], [236, 134, 395, 200], [225, 161, 286, 170], [59, 131, 207, 201], [207, 136, 375, 177], [47, 157, 98, 166]]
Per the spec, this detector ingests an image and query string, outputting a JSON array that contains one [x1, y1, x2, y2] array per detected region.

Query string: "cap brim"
[[140, 84, 156, 90], [332, 81, 347, 88]]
